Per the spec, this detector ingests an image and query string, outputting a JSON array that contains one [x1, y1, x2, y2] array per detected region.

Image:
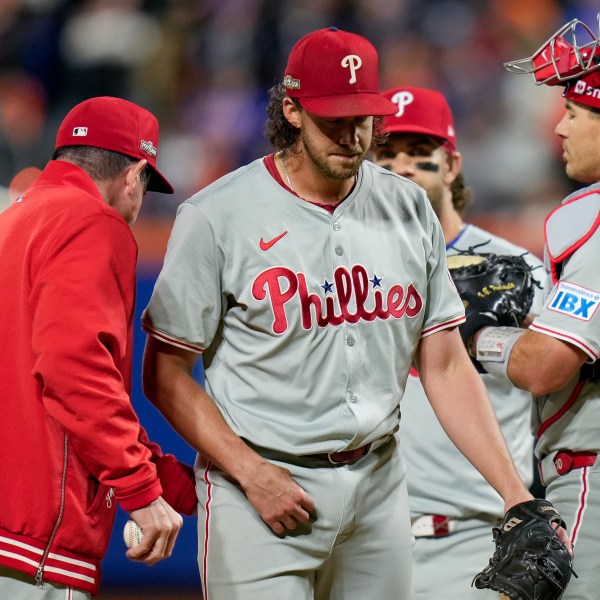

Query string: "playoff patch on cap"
[[55, 96, 174, 193], [284, 26, 396, 118], [381, 87, 456, 150]]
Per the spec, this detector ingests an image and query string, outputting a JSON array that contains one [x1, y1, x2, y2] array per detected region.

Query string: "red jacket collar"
[[34, 160, 106, 203]]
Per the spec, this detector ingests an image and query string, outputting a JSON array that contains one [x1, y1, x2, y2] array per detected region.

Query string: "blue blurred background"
[[99, 272, 201, 598], [1, 0, 599, 597]]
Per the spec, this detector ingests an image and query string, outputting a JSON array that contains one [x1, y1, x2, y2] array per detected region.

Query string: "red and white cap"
[[563, 69, 600, 110], [55, 96, 174, 194], [503, 15, 600, 110], [284, 26, 397, 118], [380, 87, 456, 150]]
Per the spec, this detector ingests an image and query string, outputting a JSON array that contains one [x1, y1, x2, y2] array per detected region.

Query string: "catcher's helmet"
[[504, 13, 600, 85]]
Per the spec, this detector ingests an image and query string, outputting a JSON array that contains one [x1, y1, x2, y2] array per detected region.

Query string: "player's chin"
[[564, 163, 581, 181], [331, 154, 364, 176]]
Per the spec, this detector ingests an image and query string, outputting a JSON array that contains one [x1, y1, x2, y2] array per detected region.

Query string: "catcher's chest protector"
[[545, 191, 600, 283]]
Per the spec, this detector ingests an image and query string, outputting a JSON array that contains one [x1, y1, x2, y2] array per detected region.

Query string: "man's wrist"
[[468, 327, 490, 358], [474, 326, 525, 379]]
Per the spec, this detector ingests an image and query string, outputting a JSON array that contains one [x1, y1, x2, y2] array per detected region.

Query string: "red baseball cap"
[[502, 15, 600, 110], [563, 70, 600, 110], [284, 26, 397, 118], [55, 96, 174, 194], [380, 87, 457, 150]]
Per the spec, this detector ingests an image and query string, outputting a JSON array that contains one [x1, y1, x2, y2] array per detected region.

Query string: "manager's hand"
[[126, 496, 183, 565]]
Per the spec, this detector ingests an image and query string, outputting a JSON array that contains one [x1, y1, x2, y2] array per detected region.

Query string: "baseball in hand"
[[123, 520, 144, 548]]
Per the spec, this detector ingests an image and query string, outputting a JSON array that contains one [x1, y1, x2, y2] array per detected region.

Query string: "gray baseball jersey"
[[530, 183, 600, 459], [401, 224, 545, 600], [143, 156, 466, 599], [526, 183, 600, 600], [143, 156, 465, 456], [401, 223, 544, 519]]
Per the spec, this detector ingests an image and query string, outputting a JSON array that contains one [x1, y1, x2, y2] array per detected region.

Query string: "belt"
[[411, 515, 454, 538], [308, 443, 372, 465], [539, 450, 598, 485], [242, 438, 386, 468]]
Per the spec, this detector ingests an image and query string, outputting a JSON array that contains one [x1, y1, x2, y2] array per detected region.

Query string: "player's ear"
[[444, 151, 462, 186], [283, 97, 302, 129], [124, 159, 148, 196]]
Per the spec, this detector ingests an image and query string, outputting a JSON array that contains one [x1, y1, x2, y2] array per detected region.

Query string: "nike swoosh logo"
[[259, 230, 288, 251]]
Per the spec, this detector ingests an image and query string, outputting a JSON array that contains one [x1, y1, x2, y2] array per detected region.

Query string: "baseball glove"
[[447, 252, 537, 350], [473, 499, 575, 600]]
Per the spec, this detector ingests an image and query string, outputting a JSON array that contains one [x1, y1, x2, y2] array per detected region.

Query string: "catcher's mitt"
[[473, 499, 575, 600], [447, 252, 537, 350]]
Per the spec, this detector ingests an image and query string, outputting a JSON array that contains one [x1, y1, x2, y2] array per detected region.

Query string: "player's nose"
[[554, 111, 568, 139], [338, 122, 360, 146], [390, 153, 417, 177]]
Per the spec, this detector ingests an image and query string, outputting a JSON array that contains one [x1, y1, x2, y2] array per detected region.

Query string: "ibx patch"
[[547, 280, 600, 321]]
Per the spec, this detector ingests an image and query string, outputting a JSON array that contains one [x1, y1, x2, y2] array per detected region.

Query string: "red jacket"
[[0, 161, 196, 595]]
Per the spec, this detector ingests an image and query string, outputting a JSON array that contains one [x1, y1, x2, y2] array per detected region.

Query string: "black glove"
[[473, 499, 575, 600], [448, 252, 538, 350]]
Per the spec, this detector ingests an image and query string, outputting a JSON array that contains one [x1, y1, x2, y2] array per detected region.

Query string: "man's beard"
[[301, 130, 368, 181]]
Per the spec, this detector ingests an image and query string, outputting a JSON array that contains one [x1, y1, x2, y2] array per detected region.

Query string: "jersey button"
[[333, 221, 341, 231], [346, 336, 355, 346], [349, 393, 359, 404], [335, 247, 344, 256]]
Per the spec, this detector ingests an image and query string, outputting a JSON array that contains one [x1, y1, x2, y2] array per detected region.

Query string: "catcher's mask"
[[504, 13, 600, 85]]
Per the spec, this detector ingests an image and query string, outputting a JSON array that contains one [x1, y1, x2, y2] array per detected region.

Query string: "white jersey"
[[143, 156, 465, 455], [530, 183, 600, 458], [401, 223, 545, 519]]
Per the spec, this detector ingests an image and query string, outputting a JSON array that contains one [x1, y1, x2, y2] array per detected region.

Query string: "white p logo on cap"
[[391, 91, 414, 116], [341, 55, 362, 84]]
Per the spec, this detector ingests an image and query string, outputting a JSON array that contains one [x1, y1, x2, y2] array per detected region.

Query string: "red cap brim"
[[383, 123, 456, 151], [300, 93, 398, 118]]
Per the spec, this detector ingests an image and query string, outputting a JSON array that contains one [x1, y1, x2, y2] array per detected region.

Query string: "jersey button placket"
[[332, 220, 343, 259], [331, 219, 360, 413], [344, 327, 362, 421]]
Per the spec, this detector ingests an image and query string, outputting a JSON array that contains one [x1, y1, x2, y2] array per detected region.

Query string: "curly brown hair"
[[450, 172, 473, 216], [264, 82, 387, 151]]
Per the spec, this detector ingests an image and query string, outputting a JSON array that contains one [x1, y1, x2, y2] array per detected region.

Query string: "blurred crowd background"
[[2, 0, 599, 261], [1, 0, 598, 598]]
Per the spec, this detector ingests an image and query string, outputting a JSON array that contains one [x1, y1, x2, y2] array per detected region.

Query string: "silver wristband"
[[475, 326, 525, 379]]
